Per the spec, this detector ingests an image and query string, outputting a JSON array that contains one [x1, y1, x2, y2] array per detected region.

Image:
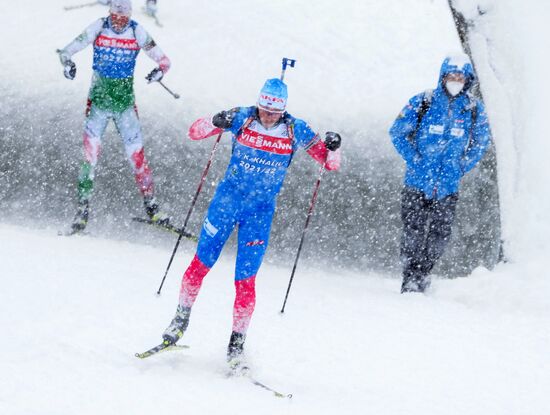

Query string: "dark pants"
[[400, 187, 458, 292]]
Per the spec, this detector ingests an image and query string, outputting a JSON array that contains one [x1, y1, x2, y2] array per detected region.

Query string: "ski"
[[57, 228, 88, 237], [135, 340, 189, 359], [132, 217, 198, 242], [228, 365, 292, 399], [247, 376, 292, 399], [136, 344, 291, 397], [141, 7, 163, 27]]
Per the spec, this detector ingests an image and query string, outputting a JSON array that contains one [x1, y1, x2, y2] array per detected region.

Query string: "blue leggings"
[[196, 181, 276, 281]]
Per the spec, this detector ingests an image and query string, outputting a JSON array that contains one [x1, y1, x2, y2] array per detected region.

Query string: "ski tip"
[[135, 342, 190, 359], [272, 391, 290, 398], [58, 229, 87, 237], [133, 216, 198, 242]]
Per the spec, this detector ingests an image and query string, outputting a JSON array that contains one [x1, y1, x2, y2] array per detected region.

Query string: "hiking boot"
[[162, 305, 191, 344], [71, 199, 89, 233], [401, 272, 430, 293]]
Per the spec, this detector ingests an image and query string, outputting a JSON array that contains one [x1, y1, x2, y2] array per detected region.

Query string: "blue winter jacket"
[[389, 57, 492, 199]]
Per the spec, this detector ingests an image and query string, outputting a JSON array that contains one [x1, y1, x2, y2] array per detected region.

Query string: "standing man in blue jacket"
[[390, 54, 491, 293]]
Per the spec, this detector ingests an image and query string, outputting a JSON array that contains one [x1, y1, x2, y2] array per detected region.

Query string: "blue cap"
[[258, 78, 288, 113]]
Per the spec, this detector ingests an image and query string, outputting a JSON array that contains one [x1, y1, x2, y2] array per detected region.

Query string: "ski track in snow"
[[0, 223, 548, 415]]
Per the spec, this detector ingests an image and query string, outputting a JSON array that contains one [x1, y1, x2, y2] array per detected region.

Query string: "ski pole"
[[280, 159, 327, 313], [280, 58, 296, 81], [158, 80, 180, 99], [156, 132, 223, 295], [63, 1, 100, 11]]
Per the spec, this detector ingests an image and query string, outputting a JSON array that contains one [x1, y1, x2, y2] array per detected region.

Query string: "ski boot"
[[145, 0, 157, 16], [71, 199, 89, 233], [162, 305, 191, 345], [401, 270, 430, 293], [144, 196, 170, 226], [227, 331, 247, 374], [417, 274, 431, 292]]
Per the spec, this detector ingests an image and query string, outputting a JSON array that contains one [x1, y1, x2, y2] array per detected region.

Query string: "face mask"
[[445, 80, 465, 96]]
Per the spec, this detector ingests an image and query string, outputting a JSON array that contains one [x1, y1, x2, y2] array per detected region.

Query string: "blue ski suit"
[[196, 106, 321, 281], [390, 57, 491, 200]]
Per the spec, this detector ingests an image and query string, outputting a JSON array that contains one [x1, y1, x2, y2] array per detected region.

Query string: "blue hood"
[[438, 54, 475, 93]]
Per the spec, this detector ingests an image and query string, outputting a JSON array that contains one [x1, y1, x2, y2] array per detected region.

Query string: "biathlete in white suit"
[[58, 0, 170, 233]]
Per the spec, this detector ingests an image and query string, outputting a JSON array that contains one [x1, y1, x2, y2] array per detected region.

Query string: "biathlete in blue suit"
[[162, 78, 342, 368], [390, 54, 491, 293]]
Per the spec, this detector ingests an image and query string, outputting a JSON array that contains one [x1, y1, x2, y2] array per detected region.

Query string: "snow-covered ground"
[[1, 0, 550, 414], [1, 223, 548, 415]]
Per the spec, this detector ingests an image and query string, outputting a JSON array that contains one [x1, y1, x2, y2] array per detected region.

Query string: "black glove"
[[324, 131, 341, 151], [212, 109, 236, 129], [145, 67, 163, 83], [63, 61, 76, 80]]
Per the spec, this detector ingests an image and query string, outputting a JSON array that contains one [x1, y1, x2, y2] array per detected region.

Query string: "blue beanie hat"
[[258, 78, 288, 113]]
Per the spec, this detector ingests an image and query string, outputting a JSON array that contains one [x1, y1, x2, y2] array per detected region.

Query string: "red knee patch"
[[83, 133, 100, 164], [179, 255, 211, 308], [131, 148, 154, 195], [234, 277, 256, 309], [85, 99, 92, 117], [131, 148, 146, 169], [233, 276, 256, 333]]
